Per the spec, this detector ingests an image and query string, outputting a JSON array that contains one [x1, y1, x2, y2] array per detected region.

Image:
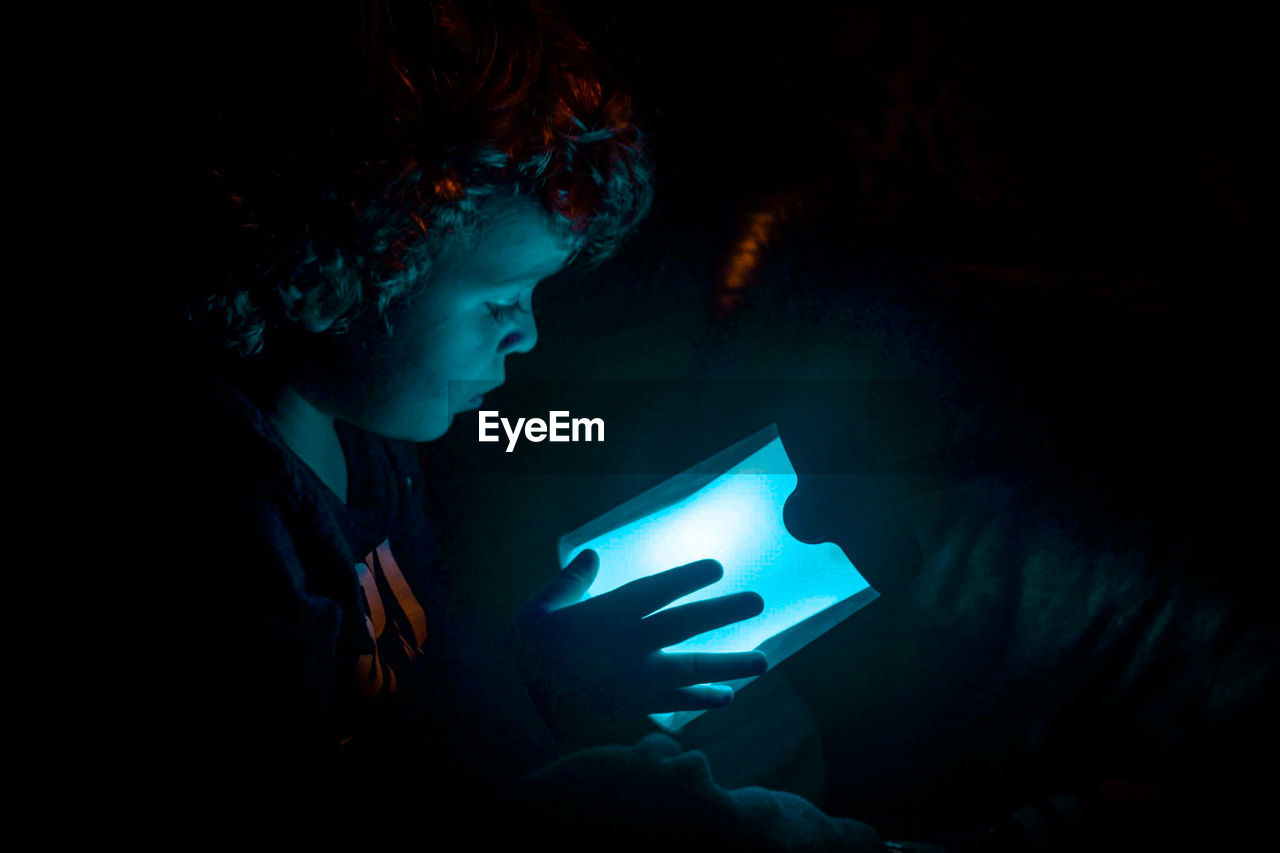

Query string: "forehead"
[[433, 196, 580, 292]]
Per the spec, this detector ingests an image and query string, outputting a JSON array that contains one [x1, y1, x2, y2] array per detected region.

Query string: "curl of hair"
[[191, 0, 653, 357]]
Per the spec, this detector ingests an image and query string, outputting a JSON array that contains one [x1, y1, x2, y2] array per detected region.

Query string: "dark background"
[[415, 2, 1273, 847], [154, 2, 1272, 846]]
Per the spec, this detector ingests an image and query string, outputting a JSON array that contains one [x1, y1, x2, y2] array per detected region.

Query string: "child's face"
[[296, 196, 578, 441]]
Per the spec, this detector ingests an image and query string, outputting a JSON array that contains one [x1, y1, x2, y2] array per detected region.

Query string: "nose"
[[499, 307, 538, 356]]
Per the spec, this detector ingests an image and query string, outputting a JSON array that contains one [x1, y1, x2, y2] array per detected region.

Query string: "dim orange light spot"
[[717, 194, 806, 318], [723, 211, 776, 291], [433, 175, 463, 201]]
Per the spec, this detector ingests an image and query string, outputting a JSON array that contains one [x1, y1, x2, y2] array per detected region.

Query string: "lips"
[[463, 383, 502, 409]]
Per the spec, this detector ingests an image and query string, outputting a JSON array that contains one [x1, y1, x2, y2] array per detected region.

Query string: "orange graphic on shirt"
[[352, 540, 428, 698]]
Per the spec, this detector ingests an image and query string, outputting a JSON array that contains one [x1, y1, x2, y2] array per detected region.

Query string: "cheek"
[[436, 319, 503, 374], [381, 306, 457, 379], [379, 296, 504, 391]]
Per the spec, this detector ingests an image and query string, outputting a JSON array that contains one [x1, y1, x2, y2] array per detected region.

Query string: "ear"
[[277, 283, 339, 333]]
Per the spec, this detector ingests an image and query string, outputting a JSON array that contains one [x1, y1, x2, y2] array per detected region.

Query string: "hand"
[[513, 550, 767, 744]]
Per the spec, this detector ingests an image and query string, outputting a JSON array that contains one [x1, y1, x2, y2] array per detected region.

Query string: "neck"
[[267, 386, 349, 504]]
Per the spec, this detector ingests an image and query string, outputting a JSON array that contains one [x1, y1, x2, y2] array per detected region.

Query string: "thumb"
[[526, 549, 600, 613]]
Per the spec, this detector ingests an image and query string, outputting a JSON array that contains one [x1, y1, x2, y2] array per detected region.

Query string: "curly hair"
[[190, 0, 652, 357]]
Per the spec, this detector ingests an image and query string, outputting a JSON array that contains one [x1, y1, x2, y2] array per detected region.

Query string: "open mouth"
[[466, 384, 501, 408]]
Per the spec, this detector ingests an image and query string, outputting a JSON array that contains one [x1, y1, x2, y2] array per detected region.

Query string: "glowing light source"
[[559, 424, 878, 732]]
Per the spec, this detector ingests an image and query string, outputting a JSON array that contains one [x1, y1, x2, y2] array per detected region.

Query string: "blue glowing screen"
[[558, 425, 877, 731]]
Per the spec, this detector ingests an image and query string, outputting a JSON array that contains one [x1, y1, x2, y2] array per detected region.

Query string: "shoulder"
[[152, 376, 358, 625]]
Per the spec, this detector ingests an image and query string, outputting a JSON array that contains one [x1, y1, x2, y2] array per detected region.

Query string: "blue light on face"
[[558, 425, 877, 731]]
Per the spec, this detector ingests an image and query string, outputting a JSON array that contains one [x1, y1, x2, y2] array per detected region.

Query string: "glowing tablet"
[[558, 424, 878, 732]]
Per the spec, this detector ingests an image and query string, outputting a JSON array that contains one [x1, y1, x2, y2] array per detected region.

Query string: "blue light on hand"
[[558, 425, 877, 731]]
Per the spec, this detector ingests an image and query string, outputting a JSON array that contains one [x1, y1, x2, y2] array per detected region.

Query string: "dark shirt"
[[158, 376, 458, 804]]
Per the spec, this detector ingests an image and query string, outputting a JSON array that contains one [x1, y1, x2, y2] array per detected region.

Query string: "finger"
[[522, 550, 599, 614], [594, 559, 723, 620], [651, 684, 735, 712], [648, 650, 768, 688], [638, 591, 764, 650]]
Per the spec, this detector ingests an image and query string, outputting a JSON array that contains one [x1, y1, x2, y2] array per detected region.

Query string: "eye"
[[485, 296, 532, 323], [485, 301, 521, 323]]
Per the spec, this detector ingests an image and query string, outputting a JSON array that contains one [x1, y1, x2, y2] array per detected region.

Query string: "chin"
[[419, 422, 452, 443], [389, 418, 449, 444], [414, 412, 455, 443], [356, 408, 452, 444]]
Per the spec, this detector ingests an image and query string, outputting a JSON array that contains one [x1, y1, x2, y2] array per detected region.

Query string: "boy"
[[138, 2, 1271, 847], [169, 1, 922, 846]]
